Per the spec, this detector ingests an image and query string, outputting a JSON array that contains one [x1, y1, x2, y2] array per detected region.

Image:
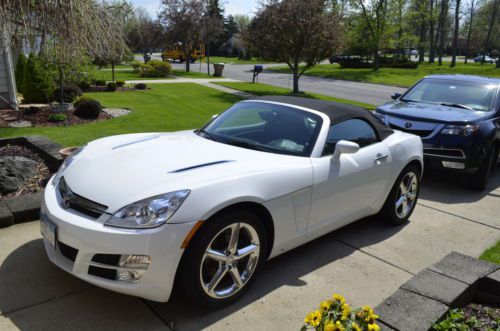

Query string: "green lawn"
[[202, 56, 273, 65], [212, 82, 375, 109], [89, 65, 222, 82], [480, 240, 500, 264], [0, 84, 240, 146], [269, 62, 500, 87]]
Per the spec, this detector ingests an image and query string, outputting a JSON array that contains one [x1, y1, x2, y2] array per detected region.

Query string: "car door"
[[308, 118, 392, 235]]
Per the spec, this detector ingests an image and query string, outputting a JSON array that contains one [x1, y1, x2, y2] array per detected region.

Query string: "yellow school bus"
[[161, 43, 205, 63]]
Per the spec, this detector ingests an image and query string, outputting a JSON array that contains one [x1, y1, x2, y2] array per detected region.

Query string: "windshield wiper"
[[196, 129, 218, 141], [440, 103, 474, 110], [224, 139, 271, 152]]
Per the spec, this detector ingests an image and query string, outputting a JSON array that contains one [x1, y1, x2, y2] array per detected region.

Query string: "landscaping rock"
[[0, 201, 13, 228], [0, 156, 37, 194], [3, 116, 18, 122], [8, 120, 32, 128], [401, 269, 470, 306], [4, 192, 43, 222], [375, 289, 448, 331], [429, 252, 498, 285], [103, 108, 131, 118]]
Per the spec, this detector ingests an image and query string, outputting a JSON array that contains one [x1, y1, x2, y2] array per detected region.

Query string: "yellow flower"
[[324, 321, 336, 331], [368, 323, 380, 331], [332, 293, 346, 304], [320, 300, 334, 312], [335, 321, 345, 331], [351, 322, 362, 331], [341, 303, 351, 320], [304, 310, 322, 327], [362, 306, 374, 314]]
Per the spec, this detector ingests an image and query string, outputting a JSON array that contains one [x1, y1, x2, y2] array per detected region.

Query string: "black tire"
[[468, 146, 496, 191], [378, 165, 421, 225], [175, 209, 267, 308]]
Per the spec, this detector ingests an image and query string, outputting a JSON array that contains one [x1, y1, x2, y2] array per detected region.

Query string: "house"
[[0, 48, 17, 110]]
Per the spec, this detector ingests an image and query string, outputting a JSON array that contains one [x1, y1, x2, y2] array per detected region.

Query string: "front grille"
[[92, 254, 121, 266], [424, 148, 465, 158], [88, 266, 117, 280], [59, 178, 108, 218], [389, 124, 433, 138], [58, 241, 79, 262]]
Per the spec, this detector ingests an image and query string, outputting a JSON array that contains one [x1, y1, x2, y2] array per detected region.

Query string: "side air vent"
[[169, 160, 234, 173]]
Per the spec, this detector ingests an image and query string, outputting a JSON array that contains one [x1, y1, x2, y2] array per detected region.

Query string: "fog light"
[[442, 161, 465, 169], [119, 255, 150, 269], [116, 269, 145, 282]]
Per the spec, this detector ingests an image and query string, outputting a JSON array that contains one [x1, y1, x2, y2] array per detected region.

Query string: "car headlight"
[[52, 146, 86, 186], [105, 190, 191, 229], [373, 111, 387, 122], [441, 124, 480, 136]]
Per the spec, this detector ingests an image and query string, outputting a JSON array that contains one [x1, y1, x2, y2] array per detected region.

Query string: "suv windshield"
[[199, 101, 323, 157], [402, 78, 498, 111]]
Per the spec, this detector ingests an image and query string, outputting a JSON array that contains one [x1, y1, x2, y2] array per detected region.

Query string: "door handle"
[[374, 153, 389, 161]]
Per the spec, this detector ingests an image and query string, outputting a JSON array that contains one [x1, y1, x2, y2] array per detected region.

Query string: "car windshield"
[[199, 101, 323, 157], [401, 78, 498, 111]]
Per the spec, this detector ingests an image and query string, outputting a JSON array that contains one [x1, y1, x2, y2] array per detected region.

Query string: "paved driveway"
[[170, 62, 407, 106], [0, 169, 499, 331]]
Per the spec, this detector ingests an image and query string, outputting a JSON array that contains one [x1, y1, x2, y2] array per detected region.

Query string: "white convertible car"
[[41, 96, 423, 307]]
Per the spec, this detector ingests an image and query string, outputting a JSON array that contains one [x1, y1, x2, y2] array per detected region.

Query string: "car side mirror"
[[391, 92, 402, 100], [211, 114, 218, 119], [331, 140, 360, 161]]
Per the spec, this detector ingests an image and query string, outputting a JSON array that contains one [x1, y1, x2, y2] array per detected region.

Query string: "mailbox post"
[[252, 65, 263, 83]]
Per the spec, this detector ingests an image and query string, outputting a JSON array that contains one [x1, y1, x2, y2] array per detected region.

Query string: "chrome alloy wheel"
[[395, 172, 418, 218], [200, 223, 260, 299]]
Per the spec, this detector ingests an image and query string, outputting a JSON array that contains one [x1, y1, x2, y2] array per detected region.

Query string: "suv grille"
[[59, 177, 108, 218], [389, 124, 433, 138]]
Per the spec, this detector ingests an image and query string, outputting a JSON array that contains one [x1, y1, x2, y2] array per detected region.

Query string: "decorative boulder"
[[0, 156, 37, 194]]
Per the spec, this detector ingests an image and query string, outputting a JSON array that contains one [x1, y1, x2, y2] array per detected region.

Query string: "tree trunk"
[[186, 53, 191, 72], [373, 48, 380, 70], [450, 0, 460, 67], [206, 42, 210, 76], [292, 60, 299, 94], [59, 67, 64, 105], [437, 0, 447, 66], [464, 0, 475, 64], [429, 0, 436, 63], [111, 61, 115, 82], [482, 0, 498, 64]]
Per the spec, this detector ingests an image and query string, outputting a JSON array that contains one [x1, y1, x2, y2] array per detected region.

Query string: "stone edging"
[[0, 136, 63, 228], [374, 252, 500, 331]]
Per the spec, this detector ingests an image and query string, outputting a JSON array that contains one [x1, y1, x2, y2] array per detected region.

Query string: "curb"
[[0, 136, 63, 228], [375, 252, 500, 331]]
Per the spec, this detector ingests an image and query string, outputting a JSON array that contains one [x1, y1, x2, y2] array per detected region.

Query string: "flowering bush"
[[301, 294, 380, 331]]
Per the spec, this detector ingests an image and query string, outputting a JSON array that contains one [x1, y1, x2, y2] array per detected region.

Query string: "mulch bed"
[[463, 302, 500, 330], [84, 86, 135, 92], [0, 145, 54, 201], [0, 106, 111, 128]]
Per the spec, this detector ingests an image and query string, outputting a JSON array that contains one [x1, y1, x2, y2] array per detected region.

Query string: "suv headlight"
[[105, 190, 190, 229], [52, 146, 85, 186], [441, 124, 480, 136], [373, 111, 387, 122]]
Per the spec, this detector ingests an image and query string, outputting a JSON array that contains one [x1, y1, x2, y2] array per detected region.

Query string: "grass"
[[212, 81, 376, 109], [480, 240, 500, 264], [201, 56, 273, 65], [89, 65, 223, 82], [268, 62, 500, 87], [0, 83, 240, 146]]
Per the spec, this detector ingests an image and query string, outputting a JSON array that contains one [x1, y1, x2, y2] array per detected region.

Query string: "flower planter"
[[59, 146, 79, 158], [52, 103, 73, 113]]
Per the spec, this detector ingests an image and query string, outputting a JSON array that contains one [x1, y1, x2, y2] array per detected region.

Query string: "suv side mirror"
[[332, 140, 360, 161], [391, 92, 402, 100]]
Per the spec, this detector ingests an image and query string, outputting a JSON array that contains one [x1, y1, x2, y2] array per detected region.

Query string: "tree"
[[245, 0, 342, 94], [127, 7, 163, 63], [22, 54, 54, 103], [436, 0, 449, 65], [159, 0, 205, 72], [233, 14, 251, 32], [463, 0, 476, 64], [450, 0, 461, 67], [203, 0, 225, 75], [14, 53, 26, 93], [428, 0, 437, 63], [482, 0, 498, 64]]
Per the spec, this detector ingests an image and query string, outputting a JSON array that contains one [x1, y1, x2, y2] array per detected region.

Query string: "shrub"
[[301, 294, 381, 331], [51, 85, 82, 103], [132, 61, 142, 73], [48, 113, 67, 122], [94, 80, 106, 87], [137, 60, 172, 77], [116, 80, 125, 87], [74, 96, 102, 119], [134, 83, 147, 90], [338, 57, 373, 68], [22, 54, 54, 103], [15, 53, 27, 93], [78, 80, 91, 90], [106, 82, 117, 92]]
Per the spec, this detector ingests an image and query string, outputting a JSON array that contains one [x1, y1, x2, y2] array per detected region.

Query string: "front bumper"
[[423, 147, 478, 173], [41, 178, 197, 302]]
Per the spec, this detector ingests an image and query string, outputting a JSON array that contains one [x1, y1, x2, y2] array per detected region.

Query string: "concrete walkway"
[[0, 168, 499, 330], [125, 78, 239, 84]]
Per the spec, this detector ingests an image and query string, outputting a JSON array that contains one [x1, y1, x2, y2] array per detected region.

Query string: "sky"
[[130, 0, 259, 17]]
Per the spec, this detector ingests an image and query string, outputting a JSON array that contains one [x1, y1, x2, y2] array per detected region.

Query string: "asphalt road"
[[1, 168, 499, 330]]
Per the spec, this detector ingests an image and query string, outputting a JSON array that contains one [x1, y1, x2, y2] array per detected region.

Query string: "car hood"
[[62, 131, 310, 212], [377, 100, 491, 123]]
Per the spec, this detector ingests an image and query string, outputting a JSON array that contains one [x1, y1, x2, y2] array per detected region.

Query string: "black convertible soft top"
[[254, 95, 394, 140]]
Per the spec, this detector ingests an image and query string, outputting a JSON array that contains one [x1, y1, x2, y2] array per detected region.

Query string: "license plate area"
[[40, 213, 57, 249]]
